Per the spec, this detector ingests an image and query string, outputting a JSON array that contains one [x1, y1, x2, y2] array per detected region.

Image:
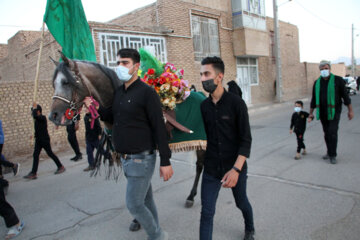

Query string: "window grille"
[[98, 33, 167, 69]]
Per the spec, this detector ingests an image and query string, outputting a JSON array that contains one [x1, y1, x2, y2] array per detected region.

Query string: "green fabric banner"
[[169, 91, 207, 151], [43, 0, 96, 61]]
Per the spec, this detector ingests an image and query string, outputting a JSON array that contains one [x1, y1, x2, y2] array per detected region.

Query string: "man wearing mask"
[[199, 56, 255, 240], [84, 48, 173, 240], [308, 60, 353, 164]]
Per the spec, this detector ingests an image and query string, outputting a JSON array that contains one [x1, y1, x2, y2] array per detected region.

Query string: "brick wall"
[[0, 31, 86, 160], [0, 44, 8, 61]]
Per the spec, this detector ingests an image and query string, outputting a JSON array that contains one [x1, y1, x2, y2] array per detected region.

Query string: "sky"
[[0, 0, 359, 63]]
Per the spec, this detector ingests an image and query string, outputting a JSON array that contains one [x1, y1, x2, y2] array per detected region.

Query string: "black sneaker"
[[330, 157, 337, 164], [322, 154, 329, 160], [23, 172, 37, 180], [244, 230, 255, 240], [13, 163, 20, 176], [129, 219, 141, 232], [70, 154, 82, 161], [54, 166, 66, 174]]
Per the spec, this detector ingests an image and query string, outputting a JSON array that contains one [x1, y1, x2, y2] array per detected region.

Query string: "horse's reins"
[[52, 61, 99, 125]]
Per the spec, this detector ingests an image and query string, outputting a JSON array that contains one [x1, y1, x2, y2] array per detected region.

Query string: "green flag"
[[44, 0, 96, 61]]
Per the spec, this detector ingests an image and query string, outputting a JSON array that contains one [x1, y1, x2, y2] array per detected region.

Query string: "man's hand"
[[221, 169, 239, 188], [83, 97, 92, 109], [308, 114, 314, 123], [160, 165, 174, 181], [33, 102, 37, 109], [348, 110, 354, 120], [289, 129, 293, 135]]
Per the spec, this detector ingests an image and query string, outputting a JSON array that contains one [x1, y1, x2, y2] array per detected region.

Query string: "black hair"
[[190, 84, 197, 92], [201, 56, 225, 74], [295, 100, 303, 107], [36, 104, 42, 113], [117, 48, 140, 64]]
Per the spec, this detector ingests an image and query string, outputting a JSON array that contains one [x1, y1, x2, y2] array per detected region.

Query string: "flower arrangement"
[[142, 62, 190, 110]]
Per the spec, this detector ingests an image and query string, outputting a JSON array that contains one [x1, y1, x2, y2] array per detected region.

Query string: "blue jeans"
[[200, 169, 254, 240], [121, 152, 163, 240]]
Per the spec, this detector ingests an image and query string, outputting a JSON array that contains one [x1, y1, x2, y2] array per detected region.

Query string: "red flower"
[[148, 68, 155, 75]]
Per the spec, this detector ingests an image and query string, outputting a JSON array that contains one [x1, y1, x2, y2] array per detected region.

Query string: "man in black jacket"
[[308, 60, 354, 164], [24, 103, 65, 179], [199, 56, 254, 240]]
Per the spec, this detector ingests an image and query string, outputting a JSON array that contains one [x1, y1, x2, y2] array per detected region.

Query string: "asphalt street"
[[2, 94, 360, 240]]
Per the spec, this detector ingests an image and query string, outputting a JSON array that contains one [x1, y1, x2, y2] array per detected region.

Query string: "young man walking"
[[199, 56, 255, 240], [85, 48, 173, 240]]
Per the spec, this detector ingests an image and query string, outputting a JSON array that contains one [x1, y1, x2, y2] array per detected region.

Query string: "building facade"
[[0, 0, 346, 158]]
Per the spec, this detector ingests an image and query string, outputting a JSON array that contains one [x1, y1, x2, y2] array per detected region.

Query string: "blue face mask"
[[116, 65, 135, 82], [320, 69, 330, 78], [294, 107, 301, 112]]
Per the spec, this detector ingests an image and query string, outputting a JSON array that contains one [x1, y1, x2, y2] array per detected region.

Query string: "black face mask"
[[202, 79, 218, 93]]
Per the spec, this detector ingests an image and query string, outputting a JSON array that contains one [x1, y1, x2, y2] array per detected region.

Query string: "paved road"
[[2, 94, 360, 240]]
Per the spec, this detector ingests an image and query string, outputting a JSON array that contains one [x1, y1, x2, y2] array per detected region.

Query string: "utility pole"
[[273, 0, 282, 102], [351, 23, 355, 77]]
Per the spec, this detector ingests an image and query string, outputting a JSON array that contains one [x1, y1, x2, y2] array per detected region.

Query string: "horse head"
[[48, 52, 89, 126]]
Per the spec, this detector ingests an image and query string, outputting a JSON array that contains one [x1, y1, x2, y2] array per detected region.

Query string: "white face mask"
[[320, 69, 330, 78], [116, 65, 135, 82], [294, 107, 301, 112]]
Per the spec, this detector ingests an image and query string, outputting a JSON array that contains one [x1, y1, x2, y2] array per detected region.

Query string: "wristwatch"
[[232, 166, 241, 174]]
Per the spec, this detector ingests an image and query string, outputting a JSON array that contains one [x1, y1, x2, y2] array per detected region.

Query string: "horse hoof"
[[185, 199, 194, 208], [129, 221, 141, 232]]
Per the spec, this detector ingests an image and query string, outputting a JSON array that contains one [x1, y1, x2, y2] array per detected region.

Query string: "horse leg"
[[185, 149, 205, 208]]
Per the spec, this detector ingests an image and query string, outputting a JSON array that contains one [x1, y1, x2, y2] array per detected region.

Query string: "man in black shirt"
[[86, 49, 173, 240], [309, 60, 353, 164], [199, 56, 254, 240], [24, 103, 65, 179]]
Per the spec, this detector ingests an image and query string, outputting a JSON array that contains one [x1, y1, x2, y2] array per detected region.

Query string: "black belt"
[[120, 150, 154, 160]]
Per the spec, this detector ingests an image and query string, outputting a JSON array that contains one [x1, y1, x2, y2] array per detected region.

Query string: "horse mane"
[[85, 61, 123, 90], [53, 60, 122, 91]]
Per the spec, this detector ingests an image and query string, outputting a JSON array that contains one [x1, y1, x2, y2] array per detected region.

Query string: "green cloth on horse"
[[169, 91, 207, 152]]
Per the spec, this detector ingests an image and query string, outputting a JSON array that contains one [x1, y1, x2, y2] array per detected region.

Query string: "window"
[[236, 58, 259, 85], [98, 33, 167, 69], [191, 15, 220, 61]]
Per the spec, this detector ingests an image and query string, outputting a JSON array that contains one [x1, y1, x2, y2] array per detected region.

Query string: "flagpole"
[[30, 22, 45, 147], [33, 22, 45, 104]]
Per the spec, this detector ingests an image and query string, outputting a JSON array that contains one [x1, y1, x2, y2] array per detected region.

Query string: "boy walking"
[[24, 103, 65, 179], [290, 100, 309, 160]]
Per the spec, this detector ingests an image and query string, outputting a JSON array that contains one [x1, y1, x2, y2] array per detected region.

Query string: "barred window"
[[98, 33, 167, 69], [191, 15, 220, 62], [237, 58, 259, 85]]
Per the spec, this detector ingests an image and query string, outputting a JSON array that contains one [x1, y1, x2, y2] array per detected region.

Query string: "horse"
[[48, 52, 206, 227]]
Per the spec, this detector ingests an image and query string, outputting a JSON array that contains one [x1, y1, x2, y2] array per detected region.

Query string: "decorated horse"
[[48, 50, 207, 210]]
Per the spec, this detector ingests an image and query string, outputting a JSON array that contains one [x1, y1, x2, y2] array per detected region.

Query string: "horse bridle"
[[52, 61, 91, 123]]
